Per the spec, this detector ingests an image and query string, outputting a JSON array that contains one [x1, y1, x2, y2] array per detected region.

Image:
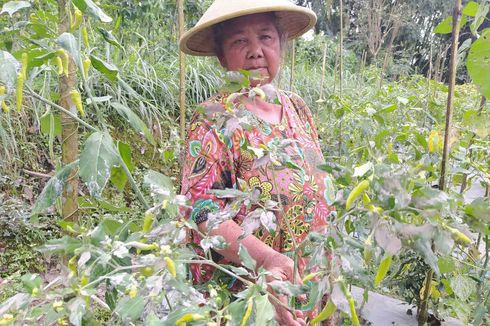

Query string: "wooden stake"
[[177, 0, 186, 142], [438, 0, 463, 192], [419, 1, 462, 325], [58, 0, 79, 222], [339, 0, 344, 97]]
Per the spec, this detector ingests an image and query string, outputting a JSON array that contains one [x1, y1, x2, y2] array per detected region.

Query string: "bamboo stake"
[[320, 42, 328, 99], [438, 0, 463, 192], [58, 0, 79, 222], [419, 1, 462, 324], [337, 0, 344, 159], [339, 0, 344, 97], [289, 40, 296, 91], [177, 0, 186, 142]]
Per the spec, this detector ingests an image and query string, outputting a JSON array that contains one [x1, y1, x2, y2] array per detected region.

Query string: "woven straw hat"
[[179, 0, 317, 56]]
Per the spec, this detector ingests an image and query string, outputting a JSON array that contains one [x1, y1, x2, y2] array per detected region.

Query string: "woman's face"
[[217, 13, 281, 86]]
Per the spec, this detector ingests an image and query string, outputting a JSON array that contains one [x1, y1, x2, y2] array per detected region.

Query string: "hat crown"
[[196, 0, 299, 25]]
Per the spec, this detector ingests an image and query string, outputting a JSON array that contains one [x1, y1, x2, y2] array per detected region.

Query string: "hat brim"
[[180, 5, 316, 56]]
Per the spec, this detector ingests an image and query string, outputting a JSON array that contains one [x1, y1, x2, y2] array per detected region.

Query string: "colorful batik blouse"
[[180, 86, 336, 284]]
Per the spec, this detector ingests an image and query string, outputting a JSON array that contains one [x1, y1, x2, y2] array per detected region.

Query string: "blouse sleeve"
[[180, 114, 237, 225]]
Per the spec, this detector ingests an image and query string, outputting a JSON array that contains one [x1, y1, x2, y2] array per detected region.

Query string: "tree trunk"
[[177, 0, 186, 142], [58, 0, 79, 222]]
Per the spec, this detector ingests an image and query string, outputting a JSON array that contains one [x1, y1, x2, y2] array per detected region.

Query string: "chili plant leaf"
[[450, 275, 476, 301], [57, 33, 81, 70], [111, 102, 156, 146], [0, 1, 31, 17], [115, 297, 145, 322], [79, 131, 119, 198], [238, 244, 256, 271], [143, 170, 175, 204], [467, 34, 490, 98], [463, 1, 479, 17], [254, 294, 275, 325], [90, 55, 118, 82], [68, 298, 86, 326], [0, 50, 20, 90]]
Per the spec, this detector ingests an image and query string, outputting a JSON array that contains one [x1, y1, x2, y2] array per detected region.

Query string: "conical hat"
[[179, 0, 317, 56]]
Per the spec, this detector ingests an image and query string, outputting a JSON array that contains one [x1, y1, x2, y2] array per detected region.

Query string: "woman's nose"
[[247, 39, 264, 59]]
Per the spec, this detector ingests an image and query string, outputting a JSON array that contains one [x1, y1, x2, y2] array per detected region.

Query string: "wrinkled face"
[[217, 13, 282, 86]]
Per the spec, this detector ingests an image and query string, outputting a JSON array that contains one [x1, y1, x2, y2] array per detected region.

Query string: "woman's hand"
[[262, 251, 306, 326]]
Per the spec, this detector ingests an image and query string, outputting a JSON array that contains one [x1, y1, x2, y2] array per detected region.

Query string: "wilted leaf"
[[374, 224, 401, 255]]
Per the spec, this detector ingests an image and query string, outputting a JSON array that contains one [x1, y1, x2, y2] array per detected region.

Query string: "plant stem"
[[27, 86, 98, 132], [476, 235, 489, 301], [179, 259, 295, 314], [119, 155, 150, 210]]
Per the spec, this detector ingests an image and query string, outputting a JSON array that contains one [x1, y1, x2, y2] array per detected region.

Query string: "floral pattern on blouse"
[[180, 86, 336, 284]]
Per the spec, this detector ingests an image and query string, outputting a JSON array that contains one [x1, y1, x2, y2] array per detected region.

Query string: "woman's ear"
[[217, 55, 227, 69]]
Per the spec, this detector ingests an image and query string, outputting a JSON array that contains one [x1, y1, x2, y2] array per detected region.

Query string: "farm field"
[[0, 0, 489, 325]]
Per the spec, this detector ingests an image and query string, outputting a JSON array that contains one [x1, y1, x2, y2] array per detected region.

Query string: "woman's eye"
[[233, 39, 245, 45], [261, 35, 272, 40]]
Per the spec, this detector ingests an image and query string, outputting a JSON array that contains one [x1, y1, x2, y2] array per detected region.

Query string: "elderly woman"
[[179, 0, 336, 325]]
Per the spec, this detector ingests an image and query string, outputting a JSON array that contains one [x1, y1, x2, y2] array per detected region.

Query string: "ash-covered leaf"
[[374, 223, 401, 255], [200, 235, 227, 252], [260, 211, 277, 235]]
